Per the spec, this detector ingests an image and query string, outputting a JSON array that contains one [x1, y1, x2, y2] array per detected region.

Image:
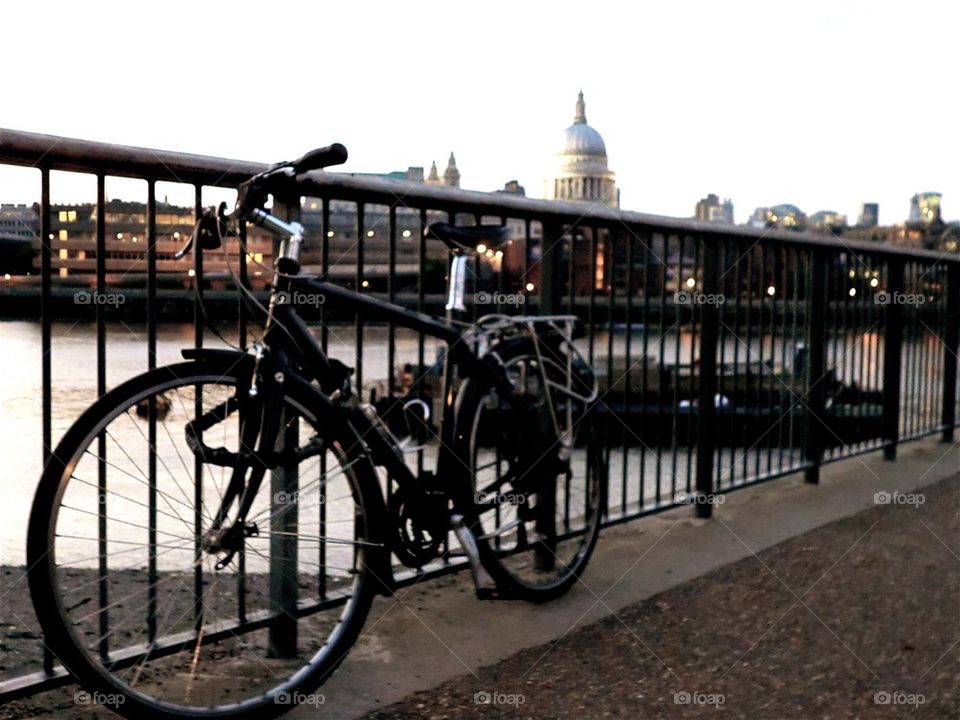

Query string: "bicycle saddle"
[[426, 223, 510, 252]]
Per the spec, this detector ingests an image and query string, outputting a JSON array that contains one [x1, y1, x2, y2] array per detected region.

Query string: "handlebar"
[[175, 143, 348, 265], [290, 143, 348, 174]]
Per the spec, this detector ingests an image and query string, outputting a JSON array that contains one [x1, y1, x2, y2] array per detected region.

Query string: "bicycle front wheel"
[[27, 357, 381, 720]]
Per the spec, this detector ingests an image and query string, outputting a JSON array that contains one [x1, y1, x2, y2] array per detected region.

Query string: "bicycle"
[[27, 144, 604, 719]]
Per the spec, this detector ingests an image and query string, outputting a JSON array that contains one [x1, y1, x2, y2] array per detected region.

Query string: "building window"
[[59, 249, 68, 260], [59, 229, 68, 241]]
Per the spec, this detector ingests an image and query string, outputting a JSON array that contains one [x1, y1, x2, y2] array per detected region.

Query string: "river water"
[[0, 319, 940, 566]]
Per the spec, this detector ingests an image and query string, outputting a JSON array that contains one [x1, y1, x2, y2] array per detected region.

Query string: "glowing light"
[[366, 230, 374, 237], [187, 269, 196, 278], [495, 250, 504, 259], [117, 233, 123, 240], [476, 243, 487, 254], [327, 230, 334, 238], [361, 280, 370, 288], [848, 287, 856, 297], [485, 250, 494, 259], [870, 277, 879, 288], [402, 230, 412, 238], [685, 277, 696, 288], [525, 282, 535, 292], [174, 232, 180, 239], [766, 285, 776, 296], [3, 274, 10, 280], [848, 270, 856, 278]]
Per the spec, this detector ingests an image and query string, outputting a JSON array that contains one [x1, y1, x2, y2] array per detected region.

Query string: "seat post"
[[446, 252, 469, 317]]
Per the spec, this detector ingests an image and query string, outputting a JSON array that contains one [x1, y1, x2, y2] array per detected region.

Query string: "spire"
[[442, 152, 460, 188], [574, 90, 586, 124], [426, 160, 440, 184]]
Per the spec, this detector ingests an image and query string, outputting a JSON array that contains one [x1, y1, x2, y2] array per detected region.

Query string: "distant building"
[[695, 194, 734, 223], [809, 210, 848, 234], [0, 203, 38, 239], [749, 204, 806, 230], [544, 91, 618, 208], [857, 203, 879, 228], [908, 192, 943, 229], [37, 200, 274, 287], [498, 180, 526, 196]]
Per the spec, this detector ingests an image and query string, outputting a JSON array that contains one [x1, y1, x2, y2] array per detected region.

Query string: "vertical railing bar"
[[143, 180, 159, 642], [788, 248, 800, 468], [640, 231, 651, 506], [417, 208, 426, 477], [39, 167, 53, 676], [716, 240, 728, 486], [588, 227, 597, 367], [94, 173, 110, 660], [387, 206, 396, 514], [237, 208, 248, 623], [688, 236, 700, 494], [742, 245, 754, 480], [803, 249, 828, 483], [670, 234, 682, 496], [942, 262, 958, 440], [319, 197, 330, 600], [621, 231, 633, 513], [655, 233, 667, 504], [730, 241, 744, 485], [191, 184, 203, 629], [694, 235, 720, 518], [355, 202, 365, 393], [605, 230, 616, 510], [882, 258, 905, 459]]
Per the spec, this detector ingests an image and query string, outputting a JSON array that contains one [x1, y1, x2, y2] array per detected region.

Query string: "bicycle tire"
[[451, 336, 605, 602], [27, 356, 384, 720]]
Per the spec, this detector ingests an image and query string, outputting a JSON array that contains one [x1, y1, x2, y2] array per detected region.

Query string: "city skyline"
[[0, 1, 957, 226]]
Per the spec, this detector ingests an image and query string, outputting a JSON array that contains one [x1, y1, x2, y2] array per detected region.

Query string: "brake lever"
[[174, 203, 230, 259], [174, 223, 197, 259]]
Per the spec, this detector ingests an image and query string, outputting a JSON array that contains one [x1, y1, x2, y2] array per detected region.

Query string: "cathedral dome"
[[558, 91, 607, 158]]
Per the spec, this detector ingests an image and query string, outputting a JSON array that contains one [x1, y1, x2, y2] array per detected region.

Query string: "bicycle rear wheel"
[[27, 357, 381, 720], [453, 336, 605, 602]]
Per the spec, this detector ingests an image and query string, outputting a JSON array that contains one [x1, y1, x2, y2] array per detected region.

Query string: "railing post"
[[882, 259, 905, 460], [941, 263, 960, 442], [694, 236, 720, 518], [269, 195, 299, 657], [803, 250, 828, 484], [539, 221, 564, 315]]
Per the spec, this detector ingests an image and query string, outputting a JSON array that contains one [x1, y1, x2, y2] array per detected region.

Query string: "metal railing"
[[0, 128, 957, 702]]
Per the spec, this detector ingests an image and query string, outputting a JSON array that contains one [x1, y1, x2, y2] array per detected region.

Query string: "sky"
[[1, 0, 957, 225]]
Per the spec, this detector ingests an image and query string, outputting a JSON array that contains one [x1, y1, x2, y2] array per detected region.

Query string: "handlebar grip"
[[292, 143, 348, 173]]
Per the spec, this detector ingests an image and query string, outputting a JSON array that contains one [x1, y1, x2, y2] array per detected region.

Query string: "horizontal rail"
[[0, 127, 954, 265]]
